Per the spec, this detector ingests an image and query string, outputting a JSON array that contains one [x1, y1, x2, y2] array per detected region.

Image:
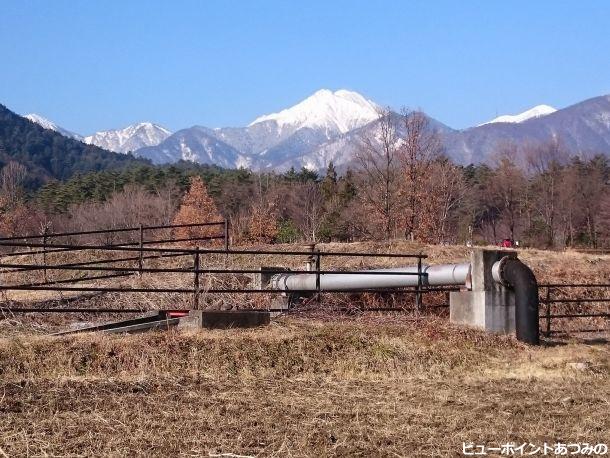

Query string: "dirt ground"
[[0, 243, 608, 456], [0, 316, 608, 457]]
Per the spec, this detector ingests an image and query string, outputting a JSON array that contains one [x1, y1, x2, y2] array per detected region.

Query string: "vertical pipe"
[[193, 247, 200, 309]]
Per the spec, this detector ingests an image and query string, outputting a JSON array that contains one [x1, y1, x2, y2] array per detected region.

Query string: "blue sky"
[[1, 0, 609, 134]]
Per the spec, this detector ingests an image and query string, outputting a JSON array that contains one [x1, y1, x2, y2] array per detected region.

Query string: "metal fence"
[[0, 220, 230, 256], [539, 283, 610, 336], [2, 228, 607, 338], [0, 232, 440, 313]]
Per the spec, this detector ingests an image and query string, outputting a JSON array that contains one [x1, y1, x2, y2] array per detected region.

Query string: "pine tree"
[[320, 162, 338, 201]]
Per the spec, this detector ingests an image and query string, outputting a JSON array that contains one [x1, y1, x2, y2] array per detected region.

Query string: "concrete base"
[[178, 310, 270, 330], [449, 249, 516, 335], [450, 290, 515, 333]]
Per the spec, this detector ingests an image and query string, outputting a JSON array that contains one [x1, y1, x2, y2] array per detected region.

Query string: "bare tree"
[[487, 147, 527, 242], [426, 159, 468, 243], [285, 182, 326, 242], [0, 161, 27, 207], [599, 191, 610, 248], [399, 110, 442, 241], [355, 108, 401, 239], [524, 140, 568, 247]]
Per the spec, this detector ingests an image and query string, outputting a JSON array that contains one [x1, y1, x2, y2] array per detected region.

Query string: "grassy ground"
[[0, 243, 609, 456], [1, 316, 609, 457]]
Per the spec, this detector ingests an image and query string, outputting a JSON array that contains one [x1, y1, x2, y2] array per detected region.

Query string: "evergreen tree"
[[320, 161, 338, 200]]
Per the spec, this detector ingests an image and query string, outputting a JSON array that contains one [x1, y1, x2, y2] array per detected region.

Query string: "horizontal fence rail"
[[538, 283, 610, 336], [0, 221, 227, 242], [2, 227, 607, 340], [0, 228, 440, 315]]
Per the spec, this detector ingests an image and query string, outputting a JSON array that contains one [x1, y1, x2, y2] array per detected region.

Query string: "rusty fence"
[[539, 283, 610, 336], [0, 237, 441, 314]]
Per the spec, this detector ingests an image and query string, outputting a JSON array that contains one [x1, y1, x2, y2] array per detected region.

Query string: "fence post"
[[315, 248, 321, 304], [193, 247, 200, 309], [545, 287, 552, 337], [138, 224, 144, 277], [415, 255, 423, 312], [42, 226, 48, 282], [224, 219, 229, 252]]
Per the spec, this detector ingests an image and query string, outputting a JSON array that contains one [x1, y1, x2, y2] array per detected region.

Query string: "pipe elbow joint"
[[493, 258, 540, 345]]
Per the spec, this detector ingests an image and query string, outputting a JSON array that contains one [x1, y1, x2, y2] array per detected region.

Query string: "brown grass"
[[0, 317, 609, 456], [1, 242, 609, 456]]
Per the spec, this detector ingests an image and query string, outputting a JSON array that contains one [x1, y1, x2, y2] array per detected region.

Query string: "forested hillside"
[[0, 109, 608, 249], [0, 104, 146, 189], [35, 162, 249, 212]]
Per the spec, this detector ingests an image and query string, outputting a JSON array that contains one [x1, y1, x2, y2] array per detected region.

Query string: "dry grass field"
[[0, 243, 609, 456]]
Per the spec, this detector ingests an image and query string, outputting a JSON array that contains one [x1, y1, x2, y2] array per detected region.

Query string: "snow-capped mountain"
[[481, 105, 557, 125], [249, 89, 380, 134], [24, 113, 83, 140], [138, 89, 382, 166], [23, 114, 170, 154], [84, 122, 171, 154], [447, 95, 610, 163], [20, 90, 610, 171], [136, 126, 249, 168]]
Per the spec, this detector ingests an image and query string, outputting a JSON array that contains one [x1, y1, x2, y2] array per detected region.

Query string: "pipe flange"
[[491, 256, 510, 287]]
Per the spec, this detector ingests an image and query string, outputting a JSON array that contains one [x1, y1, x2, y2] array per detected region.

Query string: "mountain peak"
[[249, 89, 380, 133], [24, 113, 55, 129], [481, 104, 557, 125], [24, 113, 83, 139], [84, 122, 172, 154]]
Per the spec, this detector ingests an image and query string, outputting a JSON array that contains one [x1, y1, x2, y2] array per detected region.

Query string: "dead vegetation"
[[0, 317, 609, 456], [0, 242, 608, 456], [1, 240, 608, 335]]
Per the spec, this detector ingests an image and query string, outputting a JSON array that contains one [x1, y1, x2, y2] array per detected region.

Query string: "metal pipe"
[[270, 263, 470, 292], [492, 257, 540, 345]]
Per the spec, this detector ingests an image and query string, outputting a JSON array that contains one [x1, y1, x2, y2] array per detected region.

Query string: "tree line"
[[0, 110, 608, 249]]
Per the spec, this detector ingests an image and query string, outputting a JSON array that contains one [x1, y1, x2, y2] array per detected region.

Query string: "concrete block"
[[450, 249, 517, 335], [450, 290, 515, 334], [179, 310, 271, 330]]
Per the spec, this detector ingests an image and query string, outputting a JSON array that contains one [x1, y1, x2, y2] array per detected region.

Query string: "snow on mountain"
[[249, 89, 380, 134], [480, 105, 557, 125], [84, 122, 171, 154], [450, 95, 610, 163], [138, 89, 382, 167], [135, 126, 243, 167], [24, 113, 83, 140]]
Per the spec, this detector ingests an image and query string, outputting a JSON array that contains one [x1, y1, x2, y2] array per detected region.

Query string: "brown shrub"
[[172, 176, 223, 245]]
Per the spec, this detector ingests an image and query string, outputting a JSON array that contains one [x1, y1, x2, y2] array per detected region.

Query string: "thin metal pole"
[[415, 255, 423, 312], [138, 224, 144, 277], [315, 249, 321, 304], [193, 247, 200, 309], [224, 219, 229, 252], [545, 287, 552, 337]]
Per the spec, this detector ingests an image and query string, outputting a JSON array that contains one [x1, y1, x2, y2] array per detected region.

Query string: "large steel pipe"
[[492, 258, 540, 345], [270, 263, 470, 292]]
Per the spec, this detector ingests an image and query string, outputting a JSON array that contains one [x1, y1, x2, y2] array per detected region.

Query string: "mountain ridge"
[[480, 104, 557, 125], [16, 90, 610, 172], [0, 104, 146, 189], [24, 115, 172, 154]]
